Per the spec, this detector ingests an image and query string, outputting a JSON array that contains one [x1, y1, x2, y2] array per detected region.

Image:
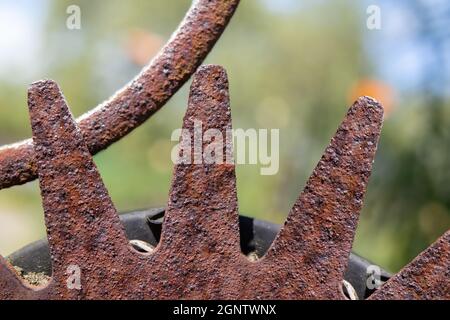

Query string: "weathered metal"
[[0, 0, 240, 190], [0, 65, 398, 299], [1, 80, 131, 299], [7, 209, 393, 299], [370, 231, 450, 300]]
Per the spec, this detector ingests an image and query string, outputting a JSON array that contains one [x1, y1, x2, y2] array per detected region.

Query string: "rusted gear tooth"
[[160, 65, 241, 258], [262, 97, 384, 299], [0, 0, 240, 190], [370, 231, 450, 300], [28, 80, 129, 296], [0, 256, 34, 299]]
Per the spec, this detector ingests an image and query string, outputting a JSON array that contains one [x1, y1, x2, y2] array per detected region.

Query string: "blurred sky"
[[1, 0, 448, 95], [0, 0, 47, 81]]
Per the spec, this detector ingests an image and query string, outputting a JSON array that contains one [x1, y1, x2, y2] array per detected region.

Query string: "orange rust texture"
[[0, 66, 389, 299], [370, 231, 449, 300]]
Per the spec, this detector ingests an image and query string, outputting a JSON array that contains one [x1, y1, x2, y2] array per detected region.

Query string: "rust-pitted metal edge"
[[0, 66, 387, 300], [155, 65, 243, 299], [0, 0, 240, 190], [29, 80, 132, 299], [0, 80, 133, 299], [370, 231, 450, 300], [254, 95, 384, 299]]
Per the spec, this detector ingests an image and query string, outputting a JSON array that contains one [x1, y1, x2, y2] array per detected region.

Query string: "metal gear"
[[0, 0, 448, 300], [0, 65, 448, 300]]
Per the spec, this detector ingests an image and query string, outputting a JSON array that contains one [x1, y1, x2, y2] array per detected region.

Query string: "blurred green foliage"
[[0, 0, 449, 273]]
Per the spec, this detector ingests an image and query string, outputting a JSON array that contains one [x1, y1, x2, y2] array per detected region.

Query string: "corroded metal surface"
[[0, 80, 132, 299], [0, 0, 240, 190], [257, 95, 384, 299], [0, 66, 390, 299], [370, 231, 450, 300]]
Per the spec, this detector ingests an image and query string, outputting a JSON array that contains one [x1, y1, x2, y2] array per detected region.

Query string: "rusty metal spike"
[[370, 231, 450, 300], [5, 65, 447, 301], [160, 65, 240, 254], [28, 80, 129, 296], [261, 97, 384, 299], [0, 0, 240, 190], [0, 70, 388, 300]]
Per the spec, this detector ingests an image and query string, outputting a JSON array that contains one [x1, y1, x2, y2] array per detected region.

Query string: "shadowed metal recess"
[[0, 65, 448, 299]]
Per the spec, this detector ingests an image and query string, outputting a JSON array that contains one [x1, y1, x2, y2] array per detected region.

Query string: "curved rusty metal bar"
[[0, 0, 240, 190]]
